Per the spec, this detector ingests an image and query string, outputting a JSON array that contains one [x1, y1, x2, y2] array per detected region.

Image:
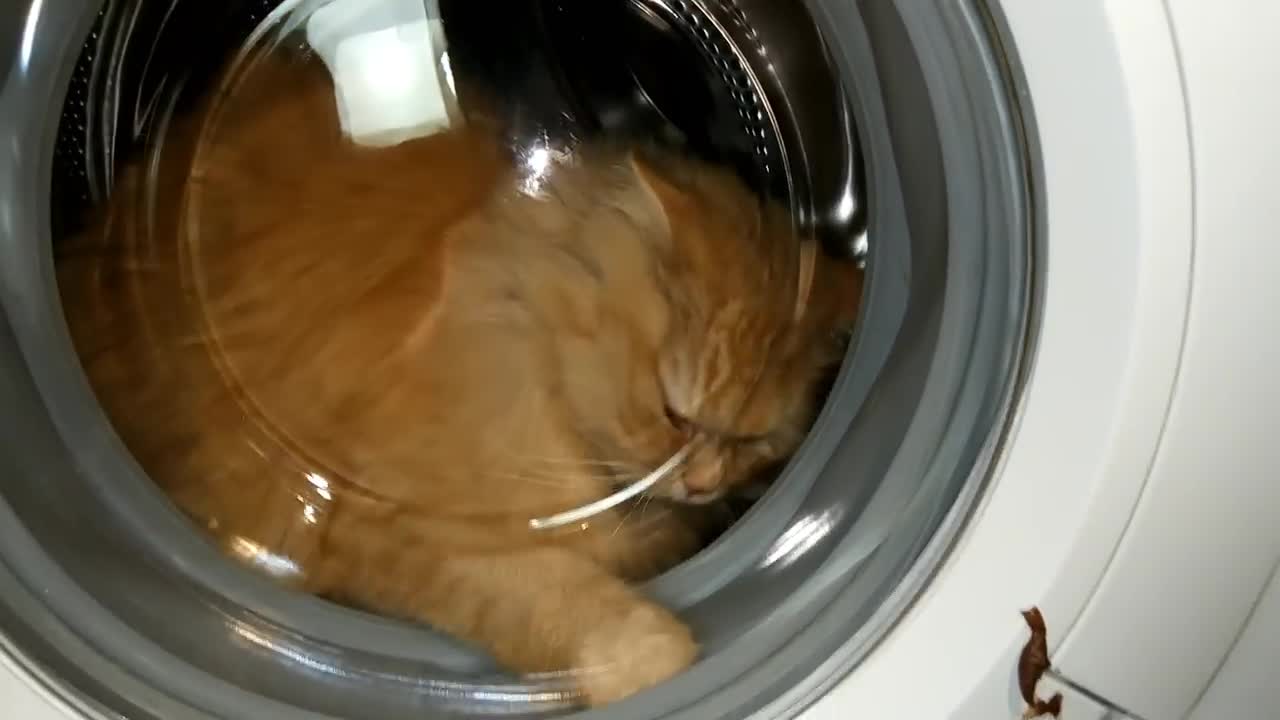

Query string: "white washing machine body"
[[3, 1, 1278, 719], [805, 1, 1280, 718]]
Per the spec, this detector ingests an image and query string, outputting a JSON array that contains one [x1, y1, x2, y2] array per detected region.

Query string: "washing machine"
[[1, 0, 1278, 718]]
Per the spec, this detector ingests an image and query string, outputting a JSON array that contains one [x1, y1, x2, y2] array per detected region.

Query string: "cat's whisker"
[[528, 443, 694, 531], [507, 470, 639, 486], [511, 455, 634, 471], [490, 453, 643, 481], [500, 458, 645, 482], [490, 470, 636, 489], [609, 497, 641, 538], [626, 501, 679, 535], [487, 473, 572, 489]]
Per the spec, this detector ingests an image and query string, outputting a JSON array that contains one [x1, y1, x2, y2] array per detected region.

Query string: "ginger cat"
[[57, 55, 862, 706]]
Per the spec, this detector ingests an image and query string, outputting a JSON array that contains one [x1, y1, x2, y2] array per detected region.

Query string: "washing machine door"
[[1, 1, 1277, 719]]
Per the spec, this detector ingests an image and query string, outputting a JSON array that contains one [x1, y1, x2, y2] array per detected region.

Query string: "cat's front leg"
[[404, 547, 698, 707]]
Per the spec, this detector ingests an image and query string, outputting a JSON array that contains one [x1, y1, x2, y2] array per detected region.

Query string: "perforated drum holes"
[[49, 6, 105, 238]]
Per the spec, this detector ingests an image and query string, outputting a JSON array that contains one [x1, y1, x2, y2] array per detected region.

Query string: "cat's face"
[[555, 154, 862, 505], [650, 306, 828, 504]]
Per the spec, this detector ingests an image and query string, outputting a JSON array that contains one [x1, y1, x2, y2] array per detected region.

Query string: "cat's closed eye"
[[664, 403, 695, 438], [665, 400, 776, 451]]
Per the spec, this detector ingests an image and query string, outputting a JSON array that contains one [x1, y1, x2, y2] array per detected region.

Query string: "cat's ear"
[[629, 153, 694, 235]]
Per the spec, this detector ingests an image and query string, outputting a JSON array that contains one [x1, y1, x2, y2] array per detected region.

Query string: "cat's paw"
[[574, 603, 698, 707]]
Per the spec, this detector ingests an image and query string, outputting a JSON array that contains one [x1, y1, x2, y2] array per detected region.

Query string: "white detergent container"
[[304, 0, 459, 147]]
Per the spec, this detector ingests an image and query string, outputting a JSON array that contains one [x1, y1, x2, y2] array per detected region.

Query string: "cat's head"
[[556, 151, 863, 505]]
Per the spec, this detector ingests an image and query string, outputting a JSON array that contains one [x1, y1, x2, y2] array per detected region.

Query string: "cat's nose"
[[680, 454, 724, 494], [671, 482, 724, 505]]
